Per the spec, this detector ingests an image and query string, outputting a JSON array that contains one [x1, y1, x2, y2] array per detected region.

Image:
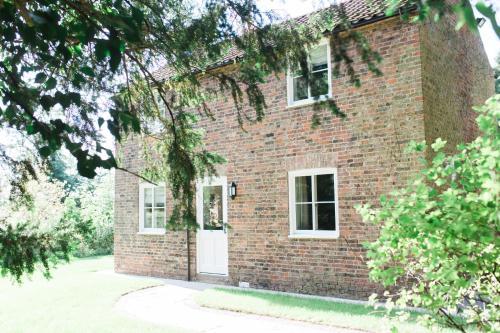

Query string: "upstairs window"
[[287, 41, 332, 106], [145, 90, 167, 134], [139, 183, 166, 233], [288, 168, 339, 238]]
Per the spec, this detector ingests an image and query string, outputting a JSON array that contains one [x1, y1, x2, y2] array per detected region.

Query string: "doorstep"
[[194, 273, 230, 285]]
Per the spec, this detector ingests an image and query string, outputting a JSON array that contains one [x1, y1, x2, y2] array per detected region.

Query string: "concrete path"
[[114, 276, 368, 333]]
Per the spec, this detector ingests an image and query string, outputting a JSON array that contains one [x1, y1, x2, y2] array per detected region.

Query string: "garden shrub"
[[357, 95, 499, 332]]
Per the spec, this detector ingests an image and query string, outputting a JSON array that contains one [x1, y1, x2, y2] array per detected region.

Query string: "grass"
[[195, 288, 459, 333], [0, 256, 189, 333]]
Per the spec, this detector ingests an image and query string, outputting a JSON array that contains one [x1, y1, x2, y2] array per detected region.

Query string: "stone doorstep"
[[193, 272, 230, 285]]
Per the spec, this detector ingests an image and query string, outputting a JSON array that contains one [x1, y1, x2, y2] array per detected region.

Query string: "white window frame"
[[288, 168, 339, 239], [138, 182, 166, 234], [287, 39, 332, 108]]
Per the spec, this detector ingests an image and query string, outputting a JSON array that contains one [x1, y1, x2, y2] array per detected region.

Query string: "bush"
[[65, 173, 114, 257], [357, 95, 499, 332], [0, 162, 113, 282], [0, 175, 74, 281]]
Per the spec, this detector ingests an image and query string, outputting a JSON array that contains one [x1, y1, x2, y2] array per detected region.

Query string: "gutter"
[[186, 229, 191, 281]]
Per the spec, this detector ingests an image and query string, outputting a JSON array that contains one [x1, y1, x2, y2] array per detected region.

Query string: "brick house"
[[114, 0, 493, 299]]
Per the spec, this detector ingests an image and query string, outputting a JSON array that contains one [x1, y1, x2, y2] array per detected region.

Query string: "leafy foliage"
[[46, 151, 114, 256], [47, 151, 84, 193], [386, 0, 500, 39], [0, 175, 74, 282], [357, 95, 500, 332], [65, 173, 114, 257], [0, 168, 114, 281]]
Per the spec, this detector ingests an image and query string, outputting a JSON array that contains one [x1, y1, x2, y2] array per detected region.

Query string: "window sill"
[[286, 95, 332, 109], [137, 230, 166, 235], [288, 233, 339, 240]]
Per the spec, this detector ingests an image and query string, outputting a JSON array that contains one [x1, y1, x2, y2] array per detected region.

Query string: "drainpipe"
[[186, 229, 191, 281]]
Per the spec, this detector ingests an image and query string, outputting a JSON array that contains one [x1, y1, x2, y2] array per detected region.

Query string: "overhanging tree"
[[0, 0, 498, 280]]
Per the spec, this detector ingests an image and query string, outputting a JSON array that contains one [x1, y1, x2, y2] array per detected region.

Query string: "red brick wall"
[[114, 15, 489, 299], [114, 135, 195, 280], [419, 13, 494, 152]]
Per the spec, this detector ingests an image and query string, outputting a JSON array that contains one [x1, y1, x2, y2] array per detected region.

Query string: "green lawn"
[[0, 256, 188, 333], [195, 288, 459, 333]]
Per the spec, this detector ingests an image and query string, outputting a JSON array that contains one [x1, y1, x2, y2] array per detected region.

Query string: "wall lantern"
[[229, 182, 237, 199]]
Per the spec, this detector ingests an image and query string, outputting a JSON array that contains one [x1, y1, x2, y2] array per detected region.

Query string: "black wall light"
[[229, 182, 237, 199]]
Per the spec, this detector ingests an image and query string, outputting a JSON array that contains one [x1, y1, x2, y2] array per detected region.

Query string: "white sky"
[[257, 0, 500, 66]]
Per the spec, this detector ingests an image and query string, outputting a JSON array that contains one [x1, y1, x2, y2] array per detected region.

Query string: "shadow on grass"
[[195, 287, 445, 333], [211, 287, 403, 318]]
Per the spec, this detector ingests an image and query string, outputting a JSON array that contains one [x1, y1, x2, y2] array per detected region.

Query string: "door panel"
[[196, 177, 228, 275]]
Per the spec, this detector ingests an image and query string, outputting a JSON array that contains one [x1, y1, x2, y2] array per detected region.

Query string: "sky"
[[256, 0, 500, 66]]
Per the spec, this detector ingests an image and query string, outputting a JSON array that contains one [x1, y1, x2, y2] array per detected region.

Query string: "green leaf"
[[109, 48, 122, 72], [80, 66, 95, 77], [475, 2, 494, 17], [95, 40, 110, 61], [40, 95, 53, 110], [26, 123, 37, 135], [77, 158, 97, 178], [39, 146, 51, 157], [45, 77, 57, 90], [35, 73, 47, 83], [54, 91, 71, 108], [405, 140, 426, 153], [431, 138, 447, 152]]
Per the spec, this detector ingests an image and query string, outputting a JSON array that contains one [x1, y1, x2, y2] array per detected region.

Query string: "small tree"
[[357, 95, 499, 332], [0, 174, 73, 282]]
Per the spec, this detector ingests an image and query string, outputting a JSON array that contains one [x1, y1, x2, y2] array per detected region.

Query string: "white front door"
[[196, 176, 229, 275]]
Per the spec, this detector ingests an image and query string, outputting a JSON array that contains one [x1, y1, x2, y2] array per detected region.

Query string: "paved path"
[[114, 276, 368, 333]]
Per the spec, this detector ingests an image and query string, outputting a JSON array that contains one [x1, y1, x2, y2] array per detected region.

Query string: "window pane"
[[295, 176, 312, 202], [296, 204, 313, 230], [154, 186, 165, 208], [155, 208, 165, 228], [310, 45, 328, 71], [203, 185, 223, 230], [317, 203, 336, 230], [310, 70, 328, 97], [293, 76, 308, 101], [144, 208, 153, 228], [144, 188, 153, 208], [316, 174, 335, 201], [291, 64, 304, 77]]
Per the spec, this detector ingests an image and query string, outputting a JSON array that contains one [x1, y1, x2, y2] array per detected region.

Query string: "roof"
[[294, 0, 387, 26], [153, 0, 395, 81]]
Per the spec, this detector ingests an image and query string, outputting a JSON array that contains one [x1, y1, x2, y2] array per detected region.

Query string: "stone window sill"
[[137, 230, 166, 235], [288, 233, 339, 240], [286, 95, 332, 109]]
